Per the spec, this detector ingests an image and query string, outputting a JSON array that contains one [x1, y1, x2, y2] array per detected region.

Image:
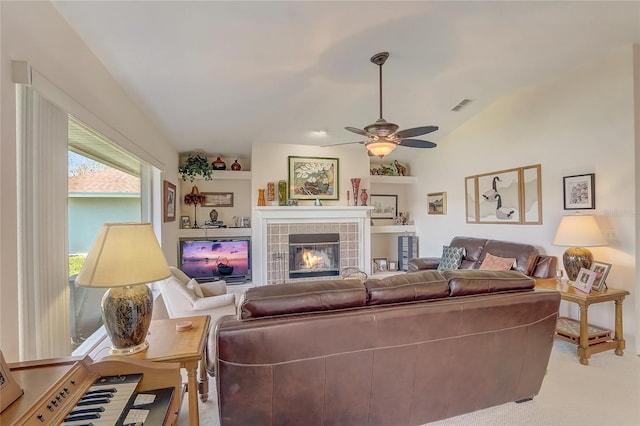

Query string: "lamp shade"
[[76, 222, 171, 288], [552, 214, 608, 248], [366, 140, 397, 158]]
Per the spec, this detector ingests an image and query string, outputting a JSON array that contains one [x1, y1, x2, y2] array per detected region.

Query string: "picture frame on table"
[[573, 267, 597, 293], [370, 194, 398, 219], [427, 192, 447, 215], [288, 156, 339, 200], [563, 173, 595, 210], [373, 257, 388, 273], [180, 215, 191, 229], [590, 261, 611, 292], [163, 180, 176, 222]]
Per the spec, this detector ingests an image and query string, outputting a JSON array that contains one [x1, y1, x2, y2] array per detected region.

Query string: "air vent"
[[451, 98, 472, 112]]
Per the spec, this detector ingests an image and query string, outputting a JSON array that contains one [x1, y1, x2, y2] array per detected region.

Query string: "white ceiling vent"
[[451, 98, 472, 112]]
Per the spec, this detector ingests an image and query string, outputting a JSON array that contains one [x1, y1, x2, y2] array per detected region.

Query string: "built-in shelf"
[[371, 225, 416, 234], [211, 170, 251, 180], [178, 227, 251, 238], [369, 175, 417, 184]]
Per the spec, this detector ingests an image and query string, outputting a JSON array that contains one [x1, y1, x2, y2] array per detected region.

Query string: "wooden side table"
[[536, 278, 629, 365], [89, 315, 211, 426]]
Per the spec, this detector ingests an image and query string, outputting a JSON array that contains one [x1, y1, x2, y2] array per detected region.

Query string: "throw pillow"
[[437, 246, 466, 271], [186, 278, 204, 298], [479, 253, 517, 271]]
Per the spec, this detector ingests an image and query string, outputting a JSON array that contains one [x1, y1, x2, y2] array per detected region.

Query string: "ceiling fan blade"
[[395, 125, 439, 139], [345, 126, 371, 137], [399, 139, 437, 148], [321, 141, 366, 147]]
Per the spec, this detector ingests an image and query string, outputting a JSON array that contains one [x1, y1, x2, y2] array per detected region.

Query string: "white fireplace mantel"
[[252, 206, 372, 285]]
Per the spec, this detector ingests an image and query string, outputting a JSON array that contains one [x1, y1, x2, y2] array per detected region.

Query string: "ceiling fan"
[[324, 51, 438, 158]]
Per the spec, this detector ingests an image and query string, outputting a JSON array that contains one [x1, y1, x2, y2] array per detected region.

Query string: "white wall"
[[411, 46, 637, 348], [0, 1, 180, 360]]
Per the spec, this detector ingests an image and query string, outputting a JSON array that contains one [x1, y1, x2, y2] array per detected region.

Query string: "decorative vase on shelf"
[[257, 188, 266, 206], [212, 156, 226, 170], [350, 178, 361, 206], [266, 182, 275, 201], [230, 159, 242, 171], [278, 180, 287, 206], [360, 188, 368, 206]]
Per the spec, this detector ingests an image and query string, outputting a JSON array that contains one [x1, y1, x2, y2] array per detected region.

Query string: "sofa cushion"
[[169, 266, 191, 284], [449, 236, 488, 269], [240, 279, 366, 319], [442, 270, 534, 297], [478, 253, 516, 271], [437, 246, 466, 271], [187, 278, 205, 298], [364, 271, 449, 305]]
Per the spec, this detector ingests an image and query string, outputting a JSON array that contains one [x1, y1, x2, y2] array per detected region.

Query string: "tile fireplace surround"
[[253, 206, 372, 285]]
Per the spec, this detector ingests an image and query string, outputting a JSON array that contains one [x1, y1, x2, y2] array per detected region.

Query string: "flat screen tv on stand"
[[179, 238, 251, 284]]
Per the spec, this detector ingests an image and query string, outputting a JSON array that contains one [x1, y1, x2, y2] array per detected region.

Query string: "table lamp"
[[75, 222, 171, 355], [552, 213, 608, 282]]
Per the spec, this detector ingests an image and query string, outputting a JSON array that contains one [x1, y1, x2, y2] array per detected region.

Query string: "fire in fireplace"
[[289, 233, 340, 279]]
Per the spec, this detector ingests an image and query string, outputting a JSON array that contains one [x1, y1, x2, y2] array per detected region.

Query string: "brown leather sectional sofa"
[[407, 236, 557, 278], [214, 269, 561, 425]]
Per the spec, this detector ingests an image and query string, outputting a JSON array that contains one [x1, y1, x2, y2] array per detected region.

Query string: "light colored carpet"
[[178, 340, 639, 425]]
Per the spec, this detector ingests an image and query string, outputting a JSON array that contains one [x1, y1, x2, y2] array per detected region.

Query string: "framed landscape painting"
[[288, 156, 339, 200]]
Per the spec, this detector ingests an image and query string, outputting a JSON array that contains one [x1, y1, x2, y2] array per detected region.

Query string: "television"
[[179, 238, 251, 283]]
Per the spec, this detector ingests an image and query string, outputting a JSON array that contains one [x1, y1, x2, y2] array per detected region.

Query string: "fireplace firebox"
[[289, 233, 340, 279]]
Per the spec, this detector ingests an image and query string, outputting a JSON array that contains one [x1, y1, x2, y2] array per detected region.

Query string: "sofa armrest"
[[407, 257, 440, 272], [531, 255, 557, 279], [192, 293, 236, 310], [200, 280, 227, 297]]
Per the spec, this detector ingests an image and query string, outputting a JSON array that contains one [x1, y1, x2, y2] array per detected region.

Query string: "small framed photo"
[[373, 257, 388, 273], [573, 267, 596, 293], [427, 192, 447, 215], [370, 194, 398, 219], [388, 261, 398, 272], [563, 173, 595, 210], [590, 261, 611, 292], [163, 180, 176, 222], [180, 215, 191, 229]]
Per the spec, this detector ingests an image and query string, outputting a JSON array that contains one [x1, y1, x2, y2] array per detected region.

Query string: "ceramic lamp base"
[[101, 284, 153, 355], [563, 247, 594, 282]]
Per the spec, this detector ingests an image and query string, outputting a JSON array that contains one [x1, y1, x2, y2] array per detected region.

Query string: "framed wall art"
[[427, 192, 447, 215], [203, 192, 234, 207], [465, 164, 541, 225], [370, 194, 398, 219], [590, 260, 611, 292], [563, 173, 595, 210], [163, 180, 176, 222], [288, 156, 339, 200]]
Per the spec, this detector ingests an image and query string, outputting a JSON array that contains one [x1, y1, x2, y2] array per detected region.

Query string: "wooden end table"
[[536, 278, 629, 365], [89, 315, 211, 426]]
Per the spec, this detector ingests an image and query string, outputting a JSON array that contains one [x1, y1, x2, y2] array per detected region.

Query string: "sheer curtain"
[[17, 86, 70, 359]]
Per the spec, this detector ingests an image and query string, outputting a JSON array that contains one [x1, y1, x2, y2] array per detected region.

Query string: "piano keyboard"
[[60, 373, 142, 426]]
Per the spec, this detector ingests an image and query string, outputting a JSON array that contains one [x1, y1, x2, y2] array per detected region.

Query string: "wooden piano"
[[0, 355, 182, 425]]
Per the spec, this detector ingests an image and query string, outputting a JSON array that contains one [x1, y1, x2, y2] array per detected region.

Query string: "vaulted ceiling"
[[53, 1, 640, 160]]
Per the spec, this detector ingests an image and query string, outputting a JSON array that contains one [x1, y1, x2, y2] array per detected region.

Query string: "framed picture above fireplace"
[[288, 156, 339, 200]]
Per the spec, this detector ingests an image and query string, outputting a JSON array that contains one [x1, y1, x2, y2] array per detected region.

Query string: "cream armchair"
[[157, 267, 237, 376]]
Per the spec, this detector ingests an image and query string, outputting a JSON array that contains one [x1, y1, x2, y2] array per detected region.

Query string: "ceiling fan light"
[[366, 140, 397, 158]]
